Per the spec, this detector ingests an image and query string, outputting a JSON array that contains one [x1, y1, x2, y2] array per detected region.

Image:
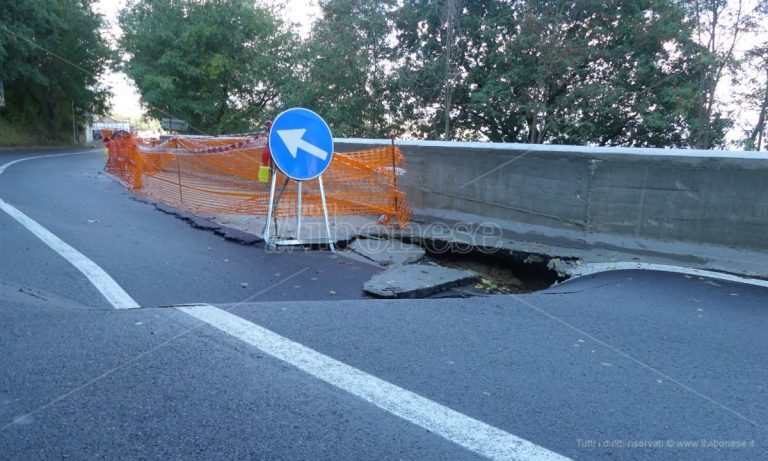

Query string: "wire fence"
[[106, 134, 411, 227]]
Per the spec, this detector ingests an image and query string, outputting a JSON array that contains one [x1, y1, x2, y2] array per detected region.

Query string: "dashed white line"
[[179, 304, 570, 461]]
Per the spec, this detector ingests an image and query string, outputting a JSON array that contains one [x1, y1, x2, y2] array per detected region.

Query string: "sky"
[[94, 0, 320, 118]]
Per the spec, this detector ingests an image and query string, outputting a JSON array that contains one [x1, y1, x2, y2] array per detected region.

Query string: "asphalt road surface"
[[1, 148, 766, 460]]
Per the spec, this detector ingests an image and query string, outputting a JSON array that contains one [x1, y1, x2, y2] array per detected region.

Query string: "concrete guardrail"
[[336, 138, 768, 250]]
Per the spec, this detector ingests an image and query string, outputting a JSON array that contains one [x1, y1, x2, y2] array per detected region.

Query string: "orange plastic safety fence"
[[106, 134, 411, 227]]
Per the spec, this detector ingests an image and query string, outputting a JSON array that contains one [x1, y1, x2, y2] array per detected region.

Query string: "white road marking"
[[0, 151, 93, 175], [0, 152, 140, 309], [179, 304, 570, 461], [569, 262, 768, 288], [2, 152, 569, 459]]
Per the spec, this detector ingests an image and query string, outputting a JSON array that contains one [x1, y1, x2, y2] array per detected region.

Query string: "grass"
[[0, 116, 76, 148]]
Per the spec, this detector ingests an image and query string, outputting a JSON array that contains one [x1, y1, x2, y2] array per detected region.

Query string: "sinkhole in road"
[[141, 197, 570, 297], [402, 237, 568, 296]]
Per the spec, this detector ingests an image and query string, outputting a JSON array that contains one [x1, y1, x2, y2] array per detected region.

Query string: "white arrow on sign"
[[277, 129, 329, 161]]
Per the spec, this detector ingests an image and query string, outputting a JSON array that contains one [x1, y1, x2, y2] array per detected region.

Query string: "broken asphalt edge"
[[102, 171, 768, 292]]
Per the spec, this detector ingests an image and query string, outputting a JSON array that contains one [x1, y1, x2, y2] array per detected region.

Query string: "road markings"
[[0, 151, 94, 175], [2, 152, 569, 459], [0, 152, 140, 309], [0, 199, 140, 309], [179, 304, 570, 461], [570, 262, 768, 288]]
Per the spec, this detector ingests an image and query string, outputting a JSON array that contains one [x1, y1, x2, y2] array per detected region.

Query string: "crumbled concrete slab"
[[188, 216, 221, 231], [349, 238, 425, 266], [364, 264, 480, 298], [128, 197, 262, 245], [215, 227, 261, 245], [153, 202, 183, 216]]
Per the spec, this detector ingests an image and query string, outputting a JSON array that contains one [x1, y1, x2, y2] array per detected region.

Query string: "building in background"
[[85, 116, 131, 143]]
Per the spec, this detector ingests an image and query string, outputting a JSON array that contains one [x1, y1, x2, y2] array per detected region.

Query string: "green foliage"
[[679, 0, 757, 149], [392, 0, 716, 147], [281, 0, 396, 138], [731, 1, 768, 151], [0, 115, 35, 146], [735, 43, 768, 150], [119, 0, 294, 134], [0, 0, 110, 141], [117, 0, 758, 148]]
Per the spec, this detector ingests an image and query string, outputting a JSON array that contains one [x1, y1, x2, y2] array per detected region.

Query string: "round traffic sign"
[[268, 108, 334, 181]]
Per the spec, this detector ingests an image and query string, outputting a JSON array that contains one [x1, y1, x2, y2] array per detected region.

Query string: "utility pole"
[[442, 0, 462, 140], [71, 100, 77, 144]]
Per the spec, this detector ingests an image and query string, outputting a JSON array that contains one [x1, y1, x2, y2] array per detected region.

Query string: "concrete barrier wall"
[[336, 139, 768, 250]]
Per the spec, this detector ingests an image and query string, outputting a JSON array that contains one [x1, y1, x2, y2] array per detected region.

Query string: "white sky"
[[94, 0, 321, 118]]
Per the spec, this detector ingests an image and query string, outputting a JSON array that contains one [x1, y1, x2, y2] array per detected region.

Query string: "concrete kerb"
[[336, 138, 768, 251], [369, 208, 768, 289]]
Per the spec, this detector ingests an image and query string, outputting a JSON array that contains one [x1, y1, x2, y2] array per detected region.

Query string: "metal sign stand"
[[262, 107, 336, 252], [262, 170, 335, 252]]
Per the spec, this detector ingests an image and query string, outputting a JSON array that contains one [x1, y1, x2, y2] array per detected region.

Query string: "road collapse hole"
[[403, 237, 566, 295]]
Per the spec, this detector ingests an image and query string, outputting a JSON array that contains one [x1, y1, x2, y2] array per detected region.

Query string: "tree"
[[741, 45, 768, 150], [119, 0, 294, 134], [281, 0, 396, 138], [684, 0, 759, 149], [733, 1, 768, 151], [393, 0, 721, 147], [0, 0, 111, 140]]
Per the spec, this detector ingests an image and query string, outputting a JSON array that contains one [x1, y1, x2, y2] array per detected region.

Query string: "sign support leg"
[[263, 169, 278, 245], [272, 177, 291, 236], [273, 177, 290, 209], [318, 175, 335, 252], [296, 182, 302, 240]]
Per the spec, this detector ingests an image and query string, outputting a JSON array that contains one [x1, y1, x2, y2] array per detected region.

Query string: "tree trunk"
[[750, 67, 768, 151], [442, 0, 461, 140]]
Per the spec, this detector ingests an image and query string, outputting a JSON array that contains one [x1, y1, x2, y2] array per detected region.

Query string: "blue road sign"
[[269, 108, 334, 181]]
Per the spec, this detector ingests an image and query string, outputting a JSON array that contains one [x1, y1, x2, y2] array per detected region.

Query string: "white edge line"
[[567, 262, 768, 288], [0, 151, 140, 309], [178, 304, 571, 461], [0, 151, 96, 174]]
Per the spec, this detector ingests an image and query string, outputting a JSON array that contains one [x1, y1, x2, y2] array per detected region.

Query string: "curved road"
[[0, 148, 766, 460]]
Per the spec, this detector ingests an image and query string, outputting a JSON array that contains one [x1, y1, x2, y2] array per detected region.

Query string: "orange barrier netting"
[[106, 134, 411, 227]]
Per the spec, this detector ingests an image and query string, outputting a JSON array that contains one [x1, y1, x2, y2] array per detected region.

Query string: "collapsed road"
[[1, 148, 766, 460]]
